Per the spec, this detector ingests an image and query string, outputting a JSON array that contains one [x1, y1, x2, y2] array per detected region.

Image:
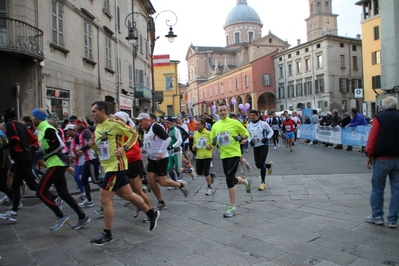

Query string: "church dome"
[[225, 1, 262, 27]]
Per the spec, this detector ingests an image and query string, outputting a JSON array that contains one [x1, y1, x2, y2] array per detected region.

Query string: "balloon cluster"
[[210, 99, 251, 112], [239, 102, 251, 112]]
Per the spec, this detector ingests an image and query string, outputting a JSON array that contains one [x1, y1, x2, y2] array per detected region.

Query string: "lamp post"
[[125, 9, 178, 114]]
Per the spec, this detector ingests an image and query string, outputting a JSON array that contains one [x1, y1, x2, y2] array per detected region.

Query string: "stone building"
[[274, 0, 363, 114], [185, 0, 289, 115], [356, 0, 399, 116], [0, 0, 157, 121]]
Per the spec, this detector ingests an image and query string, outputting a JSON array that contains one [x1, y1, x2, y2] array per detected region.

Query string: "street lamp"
[[125, 10, 178, 114]]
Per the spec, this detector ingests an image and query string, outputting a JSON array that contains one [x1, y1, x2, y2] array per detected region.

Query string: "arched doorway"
[[257, 92, 276, 114]]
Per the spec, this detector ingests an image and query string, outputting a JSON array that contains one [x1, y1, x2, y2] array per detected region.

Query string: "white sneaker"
[[277, 144, 280, 148], [274, 146, 277, 150], [308, 142, 313, 145], [205, 188, 212, 196]]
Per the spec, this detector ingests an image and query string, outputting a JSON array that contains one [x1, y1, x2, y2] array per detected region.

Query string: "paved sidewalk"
[[0, 171, 398, 265]]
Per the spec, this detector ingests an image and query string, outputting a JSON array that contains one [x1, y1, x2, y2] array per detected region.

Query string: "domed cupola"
[[224, 0, 263, 47]]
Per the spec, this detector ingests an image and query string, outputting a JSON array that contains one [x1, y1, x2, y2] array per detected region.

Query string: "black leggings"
[[81, 158, 100, 200], [11, 157, 39, 212], [0, 168, 12, 199], [253, 145, 270, 182], [222, 157, 240, 189], [196, 158, 212, 177], [36, 166, 85, 219], [272, 130, 279, 146]]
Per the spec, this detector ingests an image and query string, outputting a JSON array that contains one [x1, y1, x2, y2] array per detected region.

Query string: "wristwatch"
[[123, 145, 129, 152]]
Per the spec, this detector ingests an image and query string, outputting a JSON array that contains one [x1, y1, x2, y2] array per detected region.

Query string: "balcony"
[[0, 18, 44, 61], [134, 84, 152, 101]]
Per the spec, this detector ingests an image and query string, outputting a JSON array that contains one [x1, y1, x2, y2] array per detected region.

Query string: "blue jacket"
[[349, 113, 368, 127]]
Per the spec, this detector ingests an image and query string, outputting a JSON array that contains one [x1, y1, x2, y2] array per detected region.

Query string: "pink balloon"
[[238, 104, 244, 110], [230, 99, 236, 105], [245, 103, 250, 109]]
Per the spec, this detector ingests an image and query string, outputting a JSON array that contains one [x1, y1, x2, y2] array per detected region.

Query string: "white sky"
[[150, 0, 362, 82]]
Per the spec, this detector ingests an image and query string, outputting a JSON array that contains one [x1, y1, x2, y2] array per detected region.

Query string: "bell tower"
[[305, 0, 338, 41]]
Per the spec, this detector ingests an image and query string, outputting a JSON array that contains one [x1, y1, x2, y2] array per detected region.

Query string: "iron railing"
[[0, 17, 44, 60]]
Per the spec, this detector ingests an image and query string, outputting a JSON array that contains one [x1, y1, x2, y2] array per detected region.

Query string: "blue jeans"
[[370, 158, 399, 223]]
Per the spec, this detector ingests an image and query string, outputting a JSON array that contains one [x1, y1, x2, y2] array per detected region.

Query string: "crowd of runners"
[[0, 102, 306, 246]]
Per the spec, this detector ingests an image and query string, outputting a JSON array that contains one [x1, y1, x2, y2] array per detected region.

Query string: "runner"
[[282, 113, 296, 152], [267, 112, 281, 150], [136, 113, 189, 211], [113, 111, 152, 218], [89, 102, 159, 246], [210, 103, 251, 218], [193, 119, 216, 195], [247, 110, 274, 190], [164, 117, 183, 184], [74, 117, 101, 208], [30, 108, 91, 231], [0, 108, 42, 223]]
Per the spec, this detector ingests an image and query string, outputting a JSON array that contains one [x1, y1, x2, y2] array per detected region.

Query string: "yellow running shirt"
[[210, 117, 249, 159], [193, 129, 212, 159], [94, 118, 137, 172]]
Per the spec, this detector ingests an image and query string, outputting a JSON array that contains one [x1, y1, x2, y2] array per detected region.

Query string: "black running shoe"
[[150, 210, 160, 231], [90, 231, 113, 246]]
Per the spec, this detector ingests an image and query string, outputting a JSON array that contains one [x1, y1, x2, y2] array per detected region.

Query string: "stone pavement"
[[0, 142, 399, 265]]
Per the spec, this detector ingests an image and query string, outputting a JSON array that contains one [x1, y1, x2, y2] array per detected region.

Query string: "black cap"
[[1, 107, 16, 122]]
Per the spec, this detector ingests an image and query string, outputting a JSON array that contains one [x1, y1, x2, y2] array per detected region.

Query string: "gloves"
[[233, 136, 243, 142], [211, 137, 217, 146], [261, 138, 268, 143], [250, 140, 255, 147], [167, 145, 174, 151], [29, 145, 38, 153]]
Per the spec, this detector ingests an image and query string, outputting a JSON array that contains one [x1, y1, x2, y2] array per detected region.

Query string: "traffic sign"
[[354, 88, 363, 98]]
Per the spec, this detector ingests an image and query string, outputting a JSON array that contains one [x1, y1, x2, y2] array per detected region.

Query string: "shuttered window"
[[51, 0, 64, 46]]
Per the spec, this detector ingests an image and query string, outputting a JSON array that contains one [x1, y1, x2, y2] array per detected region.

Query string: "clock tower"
[[305, 0, 338, 41]]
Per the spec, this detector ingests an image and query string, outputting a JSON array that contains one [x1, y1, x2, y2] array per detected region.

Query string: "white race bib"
[[98, 141, 110, 160], [217, 132, 231, 146], [253, 134, 262, 143], [197, 138, 207, 148]]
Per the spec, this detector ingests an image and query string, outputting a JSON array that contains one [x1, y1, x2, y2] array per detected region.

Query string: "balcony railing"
[[0, 17, 44, 60], [134, 84, 152, 100]]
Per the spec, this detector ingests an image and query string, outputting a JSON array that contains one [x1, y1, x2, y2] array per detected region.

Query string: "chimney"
[[297, 39, 301, 46], [356, 34, 361, 39]]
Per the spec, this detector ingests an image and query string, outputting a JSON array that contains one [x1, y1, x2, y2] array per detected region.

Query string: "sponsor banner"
[[316, 125, 342, 144], [298, 124, 371, 146], [341, 125, 370, 146], [297, 124, 317, 140]]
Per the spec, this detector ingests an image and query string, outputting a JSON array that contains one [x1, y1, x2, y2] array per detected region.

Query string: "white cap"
[[135, 113, 150, 120], [64, 124, 75, 130]]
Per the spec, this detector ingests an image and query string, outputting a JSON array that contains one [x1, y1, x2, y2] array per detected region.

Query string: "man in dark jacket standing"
[[365, 96, 399, 228]]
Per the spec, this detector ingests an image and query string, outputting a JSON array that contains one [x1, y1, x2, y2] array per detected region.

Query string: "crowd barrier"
[[297, 124, 371, 146]]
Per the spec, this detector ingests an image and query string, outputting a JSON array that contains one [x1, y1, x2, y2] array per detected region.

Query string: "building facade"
[[185, 0, 289, 115], [154, 58, 180, 117], [0, 0, 157, 121], [356, 0, 399, 114], [355, 0, 381, 117], [274, 0, 363, 114]]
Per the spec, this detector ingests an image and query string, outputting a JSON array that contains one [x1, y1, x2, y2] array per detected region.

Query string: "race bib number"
[[285, 125, 291, 132], [217, 132, 231, 146], [189, 130, 194, 137], [197, 138, 207, 148], [98, 141, 110, 160], [252, 134, 262, 143]]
